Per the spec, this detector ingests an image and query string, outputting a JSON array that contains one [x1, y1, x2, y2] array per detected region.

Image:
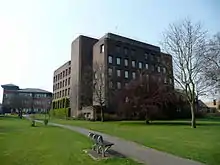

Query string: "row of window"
[[53, 88, 70, 99], [108, 56, 166, 73], [108, 67, 166, 79], [54, 67, 71, 82], [100, 44, 160, 62], [54, 77, 71, 91], [108, 77, 172, 90]]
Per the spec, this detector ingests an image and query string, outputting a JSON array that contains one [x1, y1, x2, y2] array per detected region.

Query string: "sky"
[[0, 0, 219, 103]]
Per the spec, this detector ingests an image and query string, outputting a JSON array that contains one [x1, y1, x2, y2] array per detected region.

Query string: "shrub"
[[50, 108, 69, 119], [44, 119, 49, 125]]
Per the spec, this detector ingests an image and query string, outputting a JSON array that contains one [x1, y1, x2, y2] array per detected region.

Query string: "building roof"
[[18, 88, 52, 94], [1, 84, 19, 87], [101, 33, 161, 52]]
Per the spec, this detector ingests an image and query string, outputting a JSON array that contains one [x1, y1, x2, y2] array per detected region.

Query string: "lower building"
[[1, 84, 52, 114]]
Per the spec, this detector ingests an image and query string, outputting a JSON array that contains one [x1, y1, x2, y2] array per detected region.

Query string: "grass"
[[0, 116, 140, 165], [39, 115, 220, 165]]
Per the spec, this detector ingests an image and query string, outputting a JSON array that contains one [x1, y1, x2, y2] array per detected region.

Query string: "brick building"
[[1, 84, 52, 113], [52, 33, 173, 118]]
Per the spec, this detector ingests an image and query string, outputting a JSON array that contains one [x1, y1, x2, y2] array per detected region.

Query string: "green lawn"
[[0, 116, 140, 165], [42, 116, 220, 165]]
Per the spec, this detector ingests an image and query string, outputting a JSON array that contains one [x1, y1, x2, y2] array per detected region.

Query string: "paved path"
[[25, 116, 204, 165]]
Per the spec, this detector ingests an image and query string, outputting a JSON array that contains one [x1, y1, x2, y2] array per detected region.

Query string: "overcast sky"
[[0, 0, 219, 103]]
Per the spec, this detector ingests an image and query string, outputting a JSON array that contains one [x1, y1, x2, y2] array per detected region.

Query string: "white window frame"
[[116, 57, 121, 65], [132, 72, 136, 79], [138, 62, 142, 69], [132, 60, 136, 67], [157, 66, 161, 72], [108, 68, 113, 76], [125, 71, 129, 78], [124, 59, 128, 66], [117, 82, 121, 89], [117, 70, 121, 77], [108, 56, 113, 64], [100, 44, 104, 53]]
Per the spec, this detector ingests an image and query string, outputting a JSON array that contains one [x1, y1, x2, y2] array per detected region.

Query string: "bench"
[[88, 132, 114, 157]]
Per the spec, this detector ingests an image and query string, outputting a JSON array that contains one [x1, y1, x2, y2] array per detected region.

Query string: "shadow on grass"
[[118, 120, 220, 127]]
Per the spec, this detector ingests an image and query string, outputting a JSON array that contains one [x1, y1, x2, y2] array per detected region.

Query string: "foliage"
[[117, 72, 177, 123], [44, 119, 49, 125], [50, 108, 69, 119]]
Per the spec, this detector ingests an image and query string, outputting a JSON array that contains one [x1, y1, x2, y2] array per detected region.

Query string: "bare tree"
[[93, 63, 107, 122], [161, 18, 209, 128], [203, 32, 220, 91]]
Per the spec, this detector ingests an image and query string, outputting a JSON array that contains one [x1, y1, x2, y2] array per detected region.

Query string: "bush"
[[44, 119, 49, 125], [77, 113, 86, 120], [50, 108, 69, 119]]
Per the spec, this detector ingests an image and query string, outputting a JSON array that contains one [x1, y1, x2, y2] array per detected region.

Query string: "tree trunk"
[[190, 103, 196, 128], [100, 106, 104, 122]]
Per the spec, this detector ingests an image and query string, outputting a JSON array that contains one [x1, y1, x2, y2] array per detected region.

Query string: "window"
[[65, 79, 67, 86], [59, 91, 61, 97], [69, 67, 71, 74], [108, 68, 113, 76], [116, 57, 121, 65], [169, 78, 172, 84], [157, 66, 161, 72], [131, 49, 135, 55], [66, 69, 68, 76], [117, 82, 121, 89], [138, 62, 142, 69], [116, 45, 120, 53], [132, 60, 136, 67], [132, 72, 136, 79], [117, 70, 121, 77], [124, 47, 128, 54], [152, 65, 155, 71], [164, 77, 167, 83], [100, 44, 104, 53], [68, 88, 70, 95], [65, 89, 67, 96], [63, 71, 65, 77], [108, 56, 113, 64], [163, 67, 166, 73], [53, 77, 55, 83], [63, 80, 65, 87], [60, 81, 62, 88], [145, 63, 149, 69], [124, 59, 128, 66], [109, 81, 113, 88], [68, 77, 70, 85], [157, 57, 160, 62], [60, 73, 62, 79], [144, 52, 148, 59], [62, 90, 64, 97], [125, 71, 129, 78]]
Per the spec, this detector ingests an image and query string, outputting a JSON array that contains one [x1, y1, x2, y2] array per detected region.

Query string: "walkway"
[[40, 121, 204, 165]]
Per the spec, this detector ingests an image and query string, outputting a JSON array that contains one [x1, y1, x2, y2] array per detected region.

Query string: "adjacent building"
[[1, 84, 52, 113], [52, 60, 71, 115], [52, 33, 173, 118]]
